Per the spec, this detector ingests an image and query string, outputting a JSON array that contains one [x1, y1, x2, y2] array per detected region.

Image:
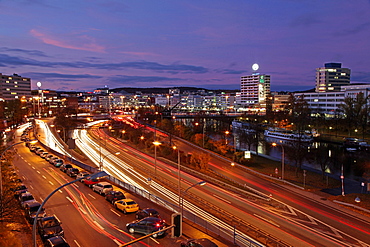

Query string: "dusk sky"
[[1, 0, 369, 92]]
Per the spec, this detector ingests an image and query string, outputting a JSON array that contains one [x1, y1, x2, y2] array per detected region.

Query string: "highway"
[[70, 119, 370, 247], [12, 123, 192, 247]]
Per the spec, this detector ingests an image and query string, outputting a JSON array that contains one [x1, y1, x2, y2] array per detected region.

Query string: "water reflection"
[[239, 136, 368, 180]]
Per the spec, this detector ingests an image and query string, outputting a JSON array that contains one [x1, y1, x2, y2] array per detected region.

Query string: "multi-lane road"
[[76, 116, 370, 247], [13, 123, 203, 247], [18, 118, 370, 247]]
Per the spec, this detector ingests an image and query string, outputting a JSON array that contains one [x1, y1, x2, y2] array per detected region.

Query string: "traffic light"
[[171, 213, 182, 237]]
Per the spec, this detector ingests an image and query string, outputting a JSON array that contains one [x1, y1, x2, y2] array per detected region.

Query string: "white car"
[[92, 182, 113, 195]]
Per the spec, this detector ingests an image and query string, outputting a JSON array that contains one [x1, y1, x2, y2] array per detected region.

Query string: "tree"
[[338, 92, 368, 136], [190, 152, 210, 171], [285, 94, 311, 133]]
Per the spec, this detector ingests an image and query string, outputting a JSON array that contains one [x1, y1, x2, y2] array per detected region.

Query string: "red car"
[[83, 178, 100, 187]]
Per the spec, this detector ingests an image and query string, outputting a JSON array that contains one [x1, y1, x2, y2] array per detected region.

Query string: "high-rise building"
[[0, 73, 31, 100], [315, 63, 350, 92], [240, 73, 270, 109]]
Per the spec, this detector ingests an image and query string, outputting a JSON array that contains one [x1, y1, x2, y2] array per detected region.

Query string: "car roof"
[[47, 236, 68, 245], [98, 182, 111, 185]]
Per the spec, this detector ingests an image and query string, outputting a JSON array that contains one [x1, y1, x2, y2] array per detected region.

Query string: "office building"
[[315, 63, 350, 92], [240, 73, 270, 110], [0, 73, 31, 100]]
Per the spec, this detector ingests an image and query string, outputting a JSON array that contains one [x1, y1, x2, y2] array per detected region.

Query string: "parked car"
[[135, 208, 160, 220], [180, 238, 218, 247], [66, 168, 79, 177], [49, 157, 59, 164], [40, 152, 49, 159], [30, 146, 41, 153], [126, 217, 167, 238], [52, 159, 64, 167], [60, 164, 73, 173], [114, 199, 139, 214], [13, 184, 28, 198], [44, 236, 70, 247], [19, 192, 36, 208], [92, 182, 113, 195], [83, 177, 100, 187], [105, 191, 125, 204], [37, 215, 64, 239], [76, 171, 89, 182], [36, 149, 45, 155], [45, 154, 54, 161], [24, 201, 46, 223]]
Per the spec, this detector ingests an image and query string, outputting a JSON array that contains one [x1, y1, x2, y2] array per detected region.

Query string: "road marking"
[[253, 214, 280, 227], [150, 237, 160, 244], [79, 207, 87, 215], [212, 194, 231, 204], [49, 181, 54, 185], [58, 190, 63, 193], [88, 194, 96, 199], [73, 240, 81, 247], [36, 170, 40, 174], [66, 197, 73, 203], [73, 183, 79, 188], [113, 239, 121, 246], [110, 209, 121, 217], [32, 166, 35, 169], [42, 175, 47, 179], [93, 220, 104, 230], [29, 185, 34, 190]]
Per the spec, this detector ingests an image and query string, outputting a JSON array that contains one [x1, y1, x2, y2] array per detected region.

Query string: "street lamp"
[[225, 130, 230, 145], [181, 181, 206, 222], [99, 151, 120, 171], [272, 142, 285, 180], [33, 171, 108, 247], [153, 141, 162, 178], [173, 146, 181, 207]]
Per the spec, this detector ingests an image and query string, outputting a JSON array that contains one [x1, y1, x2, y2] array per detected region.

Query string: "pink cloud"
[[30, 29, 105, 53]]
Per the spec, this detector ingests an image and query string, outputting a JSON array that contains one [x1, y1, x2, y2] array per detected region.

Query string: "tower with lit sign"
[[240, 64, 270, 111]]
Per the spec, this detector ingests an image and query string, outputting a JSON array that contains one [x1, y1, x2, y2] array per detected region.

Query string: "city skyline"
[[0, 0, 369, 92]]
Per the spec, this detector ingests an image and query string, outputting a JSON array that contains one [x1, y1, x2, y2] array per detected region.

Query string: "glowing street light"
[[153, 141, 162, 178], [272, 142, 285, 180]]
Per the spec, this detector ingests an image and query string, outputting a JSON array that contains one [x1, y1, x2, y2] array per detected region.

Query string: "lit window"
[[6, 88, 10, 91], [14, 81, 18, 84]]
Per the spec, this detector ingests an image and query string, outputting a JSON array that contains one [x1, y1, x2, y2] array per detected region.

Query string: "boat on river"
[[264, 128, 314, 142]]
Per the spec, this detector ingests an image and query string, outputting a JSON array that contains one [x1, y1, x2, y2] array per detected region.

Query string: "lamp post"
[[173, 146, 181, 207], [181, 181, 206, 220], [272, 142, 285, 180], [99, 152, 120, 171], [225, 130, 230, 145], [33, 171, 108, 247], [153, 141, 162, 178]]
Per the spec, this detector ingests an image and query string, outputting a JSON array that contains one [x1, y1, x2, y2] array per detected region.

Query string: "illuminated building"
[[315, 63, 350, 92], [0, 73, 31, 100]]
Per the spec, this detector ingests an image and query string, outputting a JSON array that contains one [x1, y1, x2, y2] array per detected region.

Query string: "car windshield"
[[105, 185, 113, 188], [17, 185, 27, 190], [43, 219, 60, 227], [29, 205, 42, 212], [126, 201, 137, 205], [22, 195, 34, 201]]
